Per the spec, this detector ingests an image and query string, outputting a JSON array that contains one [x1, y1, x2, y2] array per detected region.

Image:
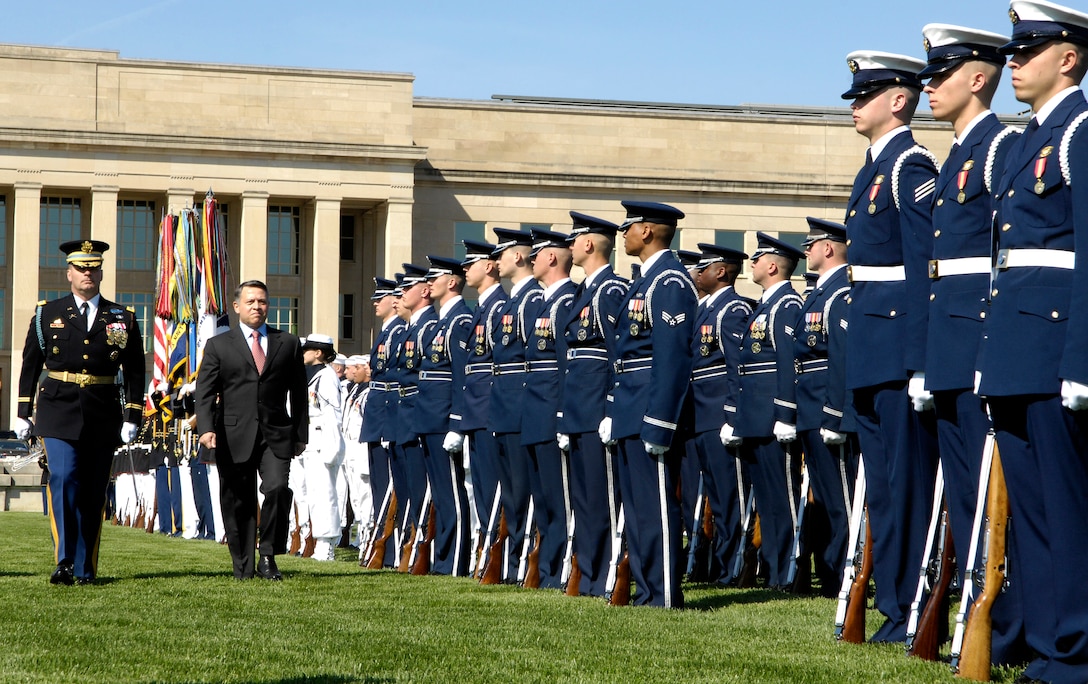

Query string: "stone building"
[[0, 43, 965, 425]]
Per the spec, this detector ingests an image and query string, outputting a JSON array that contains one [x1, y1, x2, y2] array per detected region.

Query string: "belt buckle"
[[524, 361, 531, 373], [794, 359, 802, 374], [613, 360, 622, 374], [995, 249, 1010, 270], [928, 259, 939, 279], [492, 364, 501, 376]]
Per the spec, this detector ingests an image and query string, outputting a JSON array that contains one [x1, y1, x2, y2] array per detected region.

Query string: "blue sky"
[[4, 0, 1028, 115]]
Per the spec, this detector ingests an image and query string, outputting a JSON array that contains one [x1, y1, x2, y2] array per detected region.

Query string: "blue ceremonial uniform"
[[608, 245, 697, 608], [733, 280, 803, 589], [488, 276, 543, 579], [977, 82, 1088, 683], [415, 295, 473, 576], [844, 125, 941, 642], [558, 263, 628, 596], [792, 262, 855, 592], [522, 275, 576, 589], [687, 280, 753, 585]]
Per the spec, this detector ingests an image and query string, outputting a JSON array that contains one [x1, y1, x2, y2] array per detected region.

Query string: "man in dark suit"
[[195, 280, 308, 581], [16, 239, 145, 585]]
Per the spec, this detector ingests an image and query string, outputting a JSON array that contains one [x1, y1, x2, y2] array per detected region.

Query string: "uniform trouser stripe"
[[657, 455, 672, 609], [44, 437, 112, 579]]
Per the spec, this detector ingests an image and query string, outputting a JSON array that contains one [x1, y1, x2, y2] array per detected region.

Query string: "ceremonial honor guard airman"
[[557, 212, 629, 596], [975, 3, 1088, 679], [684, 243, 754, 586], [840, 50, 941, 642], [726, 233, 804, 590], [793, 219, 855, 594], [918, 21, 1027, 663], [519, 228, 577, 589], [16, 239, 145, 585], [360, 277, 408, 567], [414, 255, 474, 576], [600, 201, 696, 608]]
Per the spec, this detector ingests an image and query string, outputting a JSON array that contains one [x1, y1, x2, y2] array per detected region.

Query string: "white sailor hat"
[[920, 24, 1007, 78], [842, 51, 926, 99], [1002, 0, 1088, 53]]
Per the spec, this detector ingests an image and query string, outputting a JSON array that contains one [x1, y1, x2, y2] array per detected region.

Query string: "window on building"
[[38, 289, 67, 301], [713, 229, 745, 253], [341, 293, 355, 341], [116, 200, 157, 271], [268, 206, 300, 276], [453, 222, 486, 260], [0, 195, 7, 267], [40, 197, 82, 268], [115, 292, 155, 353], [268, 297, 298, 334], [776, 232, 809, 273], [340, 215, 355, 262], [520, 223, 550, 233]]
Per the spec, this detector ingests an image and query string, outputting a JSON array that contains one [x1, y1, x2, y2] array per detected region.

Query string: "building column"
[[165, 188, 195, 217], [308, 197, 342, 339], [381, 197, 414, 278], [9, 182, 41, 424], [90, 185, 119, 300], [238, 191, 269, 284]]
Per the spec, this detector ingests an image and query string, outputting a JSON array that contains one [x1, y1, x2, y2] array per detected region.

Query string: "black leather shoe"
[[76, 576, 95, 586], [50, 564, 74, 586], [256, 555, 283, 581]]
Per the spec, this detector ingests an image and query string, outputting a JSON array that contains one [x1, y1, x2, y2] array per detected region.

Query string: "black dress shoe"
[[256, 555, 283, 581], [76, 576, 95, 586], [50, 564, 74, 586]]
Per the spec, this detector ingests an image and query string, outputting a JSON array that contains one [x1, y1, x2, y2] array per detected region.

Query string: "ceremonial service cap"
[[842, 51, 926, 98], [919, 24, 1007, 78]]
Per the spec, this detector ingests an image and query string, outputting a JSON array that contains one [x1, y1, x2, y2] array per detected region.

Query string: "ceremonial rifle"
[[835, 456, 869, 642], [478, 482, 506, 584], [604, 504, 629, 606], [517, 497, 538, 587], [956, 435, 1008, 681], [686, 474, 707, 580], [732, 489, 760, 588], [364, 483, 397, 569], [560, 450, 581, 596], [908, 509, 955, 660], [906, 461, 947, 655], [786, 461, 812, 589], [410, 491, 436, 576]]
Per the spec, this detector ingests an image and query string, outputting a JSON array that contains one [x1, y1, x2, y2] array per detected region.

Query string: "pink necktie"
[[251, 331, 265, 374]]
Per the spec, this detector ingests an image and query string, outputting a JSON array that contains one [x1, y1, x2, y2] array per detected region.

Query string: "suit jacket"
[[844, 128, 939, 389], [18, 293, 145, 448], [978, 90, 1088, 395], [793, 266, 850, 432], [927, 114, 1018, 391], [607, 250, 697, 446], [690, 286, 752, 435], [557, 266, 628, 435], [195, 325, 308, 463], [733, 282, 802, 438], [520, 278, 576, 446]]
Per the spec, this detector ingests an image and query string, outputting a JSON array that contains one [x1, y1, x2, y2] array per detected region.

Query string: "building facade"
[[0, 44, 961, 426]]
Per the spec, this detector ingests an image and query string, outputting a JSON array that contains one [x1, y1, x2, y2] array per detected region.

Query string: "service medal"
[[1035, 180, 1046, 195], [751, 342, 761, 354], [868, 203, 877, 215], [957, 191, 966, 204], [52, 346, 60, 355]]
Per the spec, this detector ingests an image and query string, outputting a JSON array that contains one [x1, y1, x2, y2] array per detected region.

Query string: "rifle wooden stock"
[[908, 517, 955, 661], [480, 511, 507, 585], [134, 503, 145, 531], [411, 503, 437, 576], [398, 521, 416, 572], [840, 517, 872, 644], [735, 513, 762, 589], [609, 551, 631, 606], [957, 445, 1008, 682], [565, 553, 582, 597], [365, 491, 398, 570], [289, 503, 302, 556], [523, 530, 542, 589]]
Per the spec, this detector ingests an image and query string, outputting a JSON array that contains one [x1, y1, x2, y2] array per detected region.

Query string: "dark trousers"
[[155, 465, 184, 535], [393, 439, 428, 533], [190, 461, 216, 540], [420, 433, 471, 576], [852, 381, 939, 643], [991, 395, 1088, 684], [215, 435, 292, 579], [367, 441, 396, 567], [615, 437, 684, 608], [467, 429, 501, 544], [679, 441, 712, 578], [526, 440, 568, 589], [43, 437, 112, 580], [742, 436, 802, 588], [798, 430, 856, 593], [569, 432, 619, 596], [495, 431, 532, 580], [692, 430, 749, 585]]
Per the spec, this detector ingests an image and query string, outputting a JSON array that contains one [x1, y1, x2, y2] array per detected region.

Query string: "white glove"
[[644, 441, 668, 456], [14, 417, 32, 440], [178, 381, 197, 398], [380, 439, 391, 450], [719, 423, 742, 447], [443, 431, 464, 452], [773, 420, 797, 443], [155, 381, 169, 393], [1061, 379, 1088, 411], [120, 421, 139, 444], [820, 427, 847, 445], [557, 433, 570, 451], [598, 417, 615, 446], [908, 371, 934, 412]]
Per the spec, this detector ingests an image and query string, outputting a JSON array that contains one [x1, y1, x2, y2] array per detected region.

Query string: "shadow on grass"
[[683, 587, 803, 612], [153, 677, 392, 684]]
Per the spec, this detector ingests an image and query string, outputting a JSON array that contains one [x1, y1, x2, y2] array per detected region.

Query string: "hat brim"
[[918, 61, 959, 79], [999, 35, 1059, 54]]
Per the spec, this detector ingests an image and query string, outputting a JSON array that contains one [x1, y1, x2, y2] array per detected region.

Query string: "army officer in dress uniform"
[[15, 239, 145, 585]]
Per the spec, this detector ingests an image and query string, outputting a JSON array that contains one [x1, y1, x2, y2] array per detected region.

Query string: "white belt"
[[848, 264, 906, 282], [928, 256, 990, 279], [995, 248, 1075, 270]]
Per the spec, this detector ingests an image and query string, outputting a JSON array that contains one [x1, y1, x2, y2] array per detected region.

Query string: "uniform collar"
[[816, 263, 848, 289], [953, 110, 992, 146], [409, 305, 433, 325], [760, 279, 791, 302], [581, 263, 610, 288], [639, 248, 669, 275], [477, 282, 502, 306], [702, 285, 733, 307], [542, 277, 572, 300], [868, 125, 910, 162], [1034, 86, 1083, 126], [439, 295, 464, 319]]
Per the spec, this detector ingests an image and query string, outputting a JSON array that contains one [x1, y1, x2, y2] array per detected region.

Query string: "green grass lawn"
[[0, 512, 1019, 683]]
